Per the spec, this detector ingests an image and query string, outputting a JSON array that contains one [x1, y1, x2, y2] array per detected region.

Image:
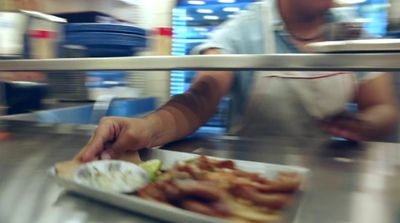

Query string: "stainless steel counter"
[[2, 54, 400, 72], [1, 120, 400, 223]]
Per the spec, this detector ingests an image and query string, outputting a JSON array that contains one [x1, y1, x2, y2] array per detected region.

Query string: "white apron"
[[233, 2, 358, 137]]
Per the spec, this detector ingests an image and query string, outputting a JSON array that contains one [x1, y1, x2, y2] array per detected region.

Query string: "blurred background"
[[0, 0, 399, 136]]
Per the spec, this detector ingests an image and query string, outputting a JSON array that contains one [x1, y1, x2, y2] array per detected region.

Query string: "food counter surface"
[[0, 120, 400, 223]]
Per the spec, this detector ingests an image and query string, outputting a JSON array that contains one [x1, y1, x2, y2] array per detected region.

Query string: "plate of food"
[[50, 149, 309, 223]]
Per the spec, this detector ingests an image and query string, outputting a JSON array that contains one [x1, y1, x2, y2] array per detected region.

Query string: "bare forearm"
[[143, 48, 233, 146], [144, 71, 232, 146], [356, 74, 399, 139], [357, 104, 399, 139], [143, 104, 199, 147]]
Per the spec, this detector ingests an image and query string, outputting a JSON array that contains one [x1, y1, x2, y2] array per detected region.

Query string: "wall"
[[140, 0, 176, 28], [41, 0, 175, 28], [41, 0, 140, 24], [137, 0, 176, 105], [41, 0, 92, 14]]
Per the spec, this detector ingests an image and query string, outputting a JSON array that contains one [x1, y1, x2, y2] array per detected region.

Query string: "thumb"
[[79, 118, 120, 162]]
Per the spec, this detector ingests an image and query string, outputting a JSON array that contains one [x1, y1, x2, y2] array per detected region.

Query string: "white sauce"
[[87, 169, 146, 192]]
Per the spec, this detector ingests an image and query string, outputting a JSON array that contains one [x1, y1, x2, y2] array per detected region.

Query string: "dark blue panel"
[[65, 23, 147, 36]]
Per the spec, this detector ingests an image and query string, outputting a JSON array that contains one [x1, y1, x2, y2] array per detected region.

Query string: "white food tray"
[[49, 149, 310, 223]]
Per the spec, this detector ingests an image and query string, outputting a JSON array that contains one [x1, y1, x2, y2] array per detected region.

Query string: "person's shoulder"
[[233, 1, 265, 22], [245, 1, 265, 11]]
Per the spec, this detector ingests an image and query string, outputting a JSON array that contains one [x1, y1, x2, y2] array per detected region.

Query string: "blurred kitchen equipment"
[[1, 97, 156, 124], [54, 11, 118, 24], [61, 23, 147, 57], [388, 0, 400, 32], [2, 80, 47, 114], [0, 10, 65, 58], [86, 71, 140, 101], [386, 31, 400, 38], [48, 23, 147, 103], [46, 45, 89, 102]]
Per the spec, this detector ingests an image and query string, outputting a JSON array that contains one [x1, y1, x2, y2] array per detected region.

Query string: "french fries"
[[137, 156, 301, 223]]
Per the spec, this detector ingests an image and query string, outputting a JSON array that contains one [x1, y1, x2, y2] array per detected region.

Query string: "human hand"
[[77, 117, 155, 162], [319, 112, 367, 141]]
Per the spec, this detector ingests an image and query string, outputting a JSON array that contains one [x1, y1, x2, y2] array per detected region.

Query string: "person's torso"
[[228, 1, 360, 138]]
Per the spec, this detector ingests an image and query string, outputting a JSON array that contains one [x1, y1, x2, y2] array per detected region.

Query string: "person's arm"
[[321, 73, 399, 140], [145, 49, 234, 145], [354, 73, 399, 138], [79, 49, 234, 161], [78, 5, 254, 161]]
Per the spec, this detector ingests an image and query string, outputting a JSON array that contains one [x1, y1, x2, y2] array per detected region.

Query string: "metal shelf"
[[1, 53, 400, 72]]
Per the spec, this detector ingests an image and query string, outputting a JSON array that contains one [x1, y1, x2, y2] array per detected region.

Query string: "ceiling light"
[[223, 7, 240, 12], [188, 0, 205, 5], [335, 0, 367, 5], [197, 9, 214, 13], [183, 16, 194, 21], [118, 0, 140, 4], [204, 15, 219, 20]]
